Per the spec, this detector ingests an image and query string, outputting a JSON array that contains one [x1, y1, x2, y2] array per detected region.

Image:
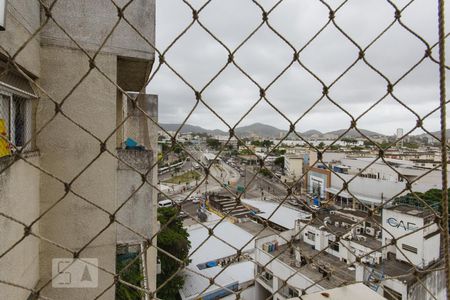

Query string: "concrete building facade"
[[0, 1, 157, 299]]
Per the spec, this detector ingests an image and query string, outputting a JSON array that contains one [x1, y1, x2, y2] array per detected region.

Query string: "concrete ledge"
[[117, 148, 153, 171]]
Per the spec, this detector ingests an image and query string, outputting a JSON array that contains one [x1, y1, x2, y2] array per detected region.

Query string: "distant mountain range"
[[160, 123, 388, 139]]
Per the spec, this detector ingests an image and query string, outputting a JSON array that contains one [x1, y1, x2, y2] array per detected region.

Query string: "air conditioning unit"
[[365, 227, 375, 236], [355, 227, 362, 234], [335, 221, 340, 227], [376, 230, 382, 239], [357, 235, 367, 242]]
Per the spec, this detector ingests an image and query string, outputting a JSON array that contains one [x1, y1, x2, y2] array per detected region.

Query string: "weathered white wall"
[[0, 0, 41, 76], [37, 47, 118, 299], [0, 154, 40, 300]]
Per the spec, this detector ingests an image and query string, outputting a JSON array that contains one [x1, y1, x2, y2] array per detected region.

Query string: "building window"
[[257, 266, 273, 287], [402, 244, 418, 254], [305, 231, 315, 242], [329, 240, 339, 252], [279, 280, 299, 299], [0, 92, 32, 155]]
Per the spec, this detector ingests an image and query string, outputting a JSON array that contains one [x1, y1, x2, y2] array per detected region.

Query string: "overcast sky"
[[147, 0, 449, 135]]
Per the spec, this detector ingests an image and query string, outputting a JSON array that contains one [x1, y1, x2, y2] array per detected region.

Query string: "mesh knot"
[[259, 88, 266, 98], [317, 151, 322, 160], [44, 6, 52, 18], [228, 53, 234, 63], [89, 59, 96, 70], [262, 11, 268, 21], [24, 226, 31, 237], [192, 10, 199, 20], [54, 103, 61, 114], [64, 182, 71, 193], [99, 142, 106, 153], [358, 50, 365, 59], [329, 10, 335, 20], [289, 124, 295, 133], [229, 128, 234, 138], [117, 7, 124, 18], [195, 91, 201, 100], [159, 54, 165, 64], [387, 83, 393, 93], [416, 119, 423, 128]]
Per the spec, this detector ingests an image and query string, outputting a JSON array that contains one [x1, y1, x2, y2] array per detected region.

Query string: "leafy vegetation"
[[259, 167, 272, 178], [206, 138, 221, 150], [116, 253, 144, 300], [395, 188, 449, 214], [162, 170, 201, 184], [157, 207, 191, 300], [274, 156, 285, 167]]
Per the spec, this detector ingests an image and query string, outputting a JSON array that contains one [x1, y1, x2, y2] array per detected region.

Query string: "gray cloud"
[[147, 0, 449, 135]]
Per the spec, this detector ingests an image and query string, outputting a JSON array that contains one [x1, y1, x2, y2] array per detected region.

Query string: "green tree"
[[239, 149, 253, 155], [318, 142, 325, 149], [274, 156, 285, 167], [395, 188, 449, 215], [259, 167, 272, 177], [157, 207, 191, 300], [206, 138, 221, 150], [261, 140, 273, 149], [116, 254, 144, 300]]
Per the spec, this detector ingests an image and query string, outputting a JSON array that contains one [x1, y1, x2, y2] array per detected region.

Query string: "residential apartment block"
[[0, 1, 157, 299]]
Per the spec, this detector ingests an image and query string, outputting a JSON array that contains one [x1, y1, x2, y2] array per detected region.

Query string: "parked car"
[[310, 204, 320, 211], [288, 199, 299, 206], [178, 211, 189, 219], [192, 197, 200, 204]]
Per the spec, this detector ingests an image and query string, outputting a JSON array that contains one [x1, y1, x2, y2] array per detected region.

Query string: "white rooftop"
[[242, 199, 310, 230], [204, 152, 218, 160], [179, 262, 254, 300], [294, 283, 387, 300], [186, 220, 255, 267]]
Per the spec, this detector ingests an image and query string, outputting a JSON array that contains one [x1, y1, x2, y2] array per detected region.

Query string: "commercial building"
[[304, 156, 450, 210], [254, 205, 446, 300], [0, 1, 157, 299]]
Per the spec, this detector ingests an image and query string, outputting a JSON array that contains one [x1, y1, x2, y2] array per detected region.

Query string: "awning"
[[0, 62, 37, 98], [326, 187, 381, 204]]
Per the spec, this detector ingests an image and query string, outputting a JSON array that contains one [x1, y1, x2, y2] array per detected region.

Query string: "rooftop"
[[271, 240, 355, 291], [297, 283, 387, 300], [385, 204, 434, 218], [243, 199, 311, 230], [186, 220, 255, 267], [180, 261, 254, 300]]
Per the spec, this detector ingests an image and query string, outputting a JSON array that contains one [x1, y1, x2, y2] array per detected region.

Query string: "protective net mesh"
[[0, 0, 449, 300]]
